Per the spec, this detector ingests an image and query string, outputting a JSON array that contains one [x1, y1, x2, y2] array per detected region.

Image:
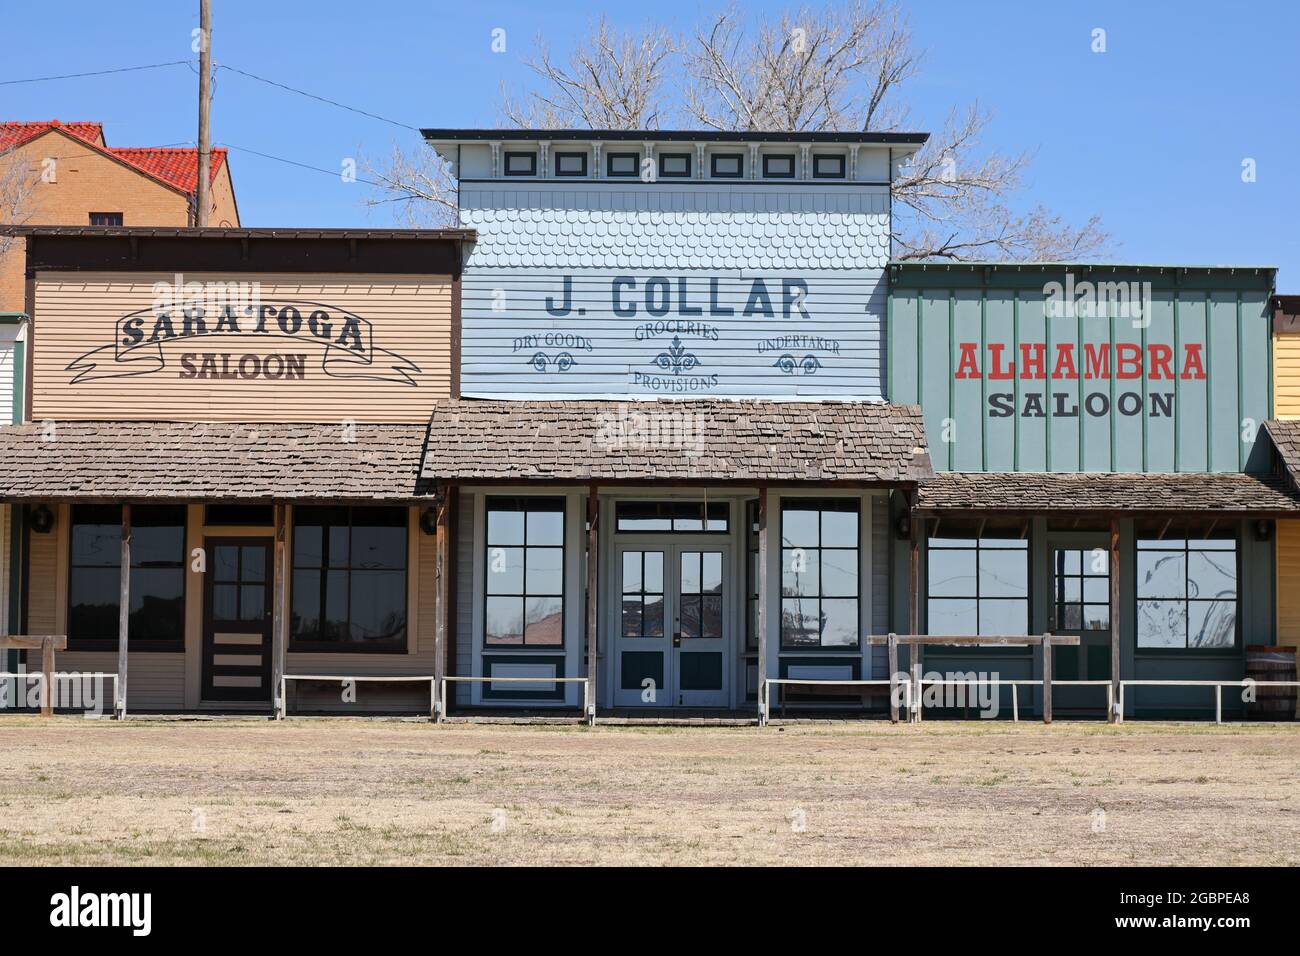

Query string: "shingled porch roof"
[[420, 399, 933, 485], [915, 471, 1300, 517], [0, 421, 432, 501]]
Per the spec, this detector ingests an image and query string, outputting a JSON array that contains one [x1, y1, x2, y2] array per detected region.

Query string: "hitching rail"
[[0, 671, 119, 716], [278, 674, 437, 720], [438, 675, 594, 726], [1117, 679, 1300, 724]]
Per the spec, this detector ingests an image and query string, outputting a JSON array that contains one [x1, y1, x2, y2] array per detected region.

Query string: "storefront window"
[[1136, 535, 1237, 649], [68, 504, 186, 650], [779, 498, 859, 648], [291, 506, 407, 651], [926, 535, 1029, 636], [485, 497, 565, 646]]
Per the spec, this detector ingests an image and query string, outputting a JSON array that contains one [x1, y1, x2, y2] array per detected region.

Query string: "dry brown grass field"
[[0, 717, 1296, 866]]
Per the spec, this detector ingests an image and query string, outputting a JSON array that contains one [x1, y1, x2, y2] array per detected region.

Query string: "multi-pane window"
[[1052, 548, 1110, 631], [68, 504, 185, 649], [621, 550, 664, 639], [779, 498, 859, 648], [679, 551, 723, 639], [926, 535, 1029, 636], [1136, 535, 1237, 649], [291, 506, 407, 651], [484, 497, 565, 646], [88, 212, 123, 226]]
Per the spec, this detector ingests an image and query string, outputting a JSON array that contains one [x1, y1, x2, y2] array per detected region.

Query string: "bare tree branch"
[[502, 17, 675, 129], [0, 147, 37, 261], [358, 142, 459, 229]]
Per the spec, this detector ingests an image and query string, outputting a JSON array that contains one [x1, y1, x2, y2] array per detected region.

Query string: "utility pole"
[[195, 0, 212, 227]]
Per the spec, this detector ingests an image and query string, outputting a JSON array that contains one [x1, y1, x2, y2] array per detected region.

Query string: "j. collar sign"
[[67, 300, 421, 385]]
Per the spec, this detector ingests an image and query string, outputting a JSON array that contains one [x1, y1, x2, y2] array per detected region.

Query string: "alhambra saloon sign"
[[67, 299, 421, 385]]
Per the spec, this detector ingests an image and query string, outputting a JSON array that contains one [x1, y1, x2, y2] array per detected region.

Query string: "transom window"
[[485, 497, 565, 646], [812, 154, 846, 178], [779, 498, 860, 648], [926, 534, 1029, 637], [606, 152, 639, 177], [554, 151, 587, 176], [1136, 534, 1237, 649], [89, 212, 123, 226], [290, 506, 408, 652], [658, 152, 691, 177], [503, 151, 537, 176], [615, 500, 728, 533], [68, 504, 186, 650], [711, 153, 744, 178], [762, 154, 795, 178]]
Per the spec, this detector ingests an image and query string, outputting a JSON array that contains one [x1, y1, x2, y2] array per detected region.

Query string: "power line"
[[218, 142, 384, 189], [215, 64, 417, 131], [0, 60, 193, 87]]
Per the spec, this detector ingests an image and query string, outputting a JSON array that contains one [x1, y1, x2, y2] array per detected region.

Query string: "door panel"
[[612, 544, 730, 708], [202, 539, 273, 703], [1049, 541, 1112, 713]]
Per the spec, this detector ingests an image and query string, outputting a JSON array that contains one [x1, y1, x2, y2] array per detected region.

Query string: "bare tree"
[[683, 2, 1109, 259], [365, 2, 1108, 260], [502, 17, 675, 129], [0, 148, 38, 261], [359, 142, 459, 228]]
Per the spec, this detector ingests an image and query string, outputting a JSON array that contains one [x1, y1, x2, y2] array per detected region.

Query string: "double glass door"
[[613, 544, 729, 708]]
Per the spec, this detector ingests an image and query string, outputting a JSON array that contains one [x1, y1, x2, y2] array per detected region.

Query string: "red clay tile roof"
[[0, 120, 103, 152], [108, 147, 227, 194]]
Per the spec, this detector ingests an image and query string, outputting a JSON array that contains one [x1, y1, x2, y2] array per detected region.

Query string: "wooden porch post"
[[433, 489, 450, 722], [909, 508, 921, 723], [585, 484, 599, 725], [1042, 632, 1053, 724], [115, 504, 131, 720], [271, 502, 288, 719], [756, 487, 769, 726], [1109, 519, 1121, 724]]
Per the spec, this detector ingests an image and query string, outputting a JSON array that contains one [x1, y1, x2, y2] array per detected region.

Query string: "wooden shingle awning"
[[419, 399, 934, 486], [0, 421, 432, 501], [915, 470, 1300, 517]]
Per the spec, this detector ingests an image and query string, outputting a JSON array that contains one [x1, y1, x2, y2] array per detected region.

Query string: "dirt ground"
[[0, 717, 1296, 866]]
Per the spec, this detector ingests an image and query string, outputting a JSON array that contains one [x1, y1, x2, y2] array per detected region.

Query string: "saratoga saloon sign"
[[67, 299, 422, 385]]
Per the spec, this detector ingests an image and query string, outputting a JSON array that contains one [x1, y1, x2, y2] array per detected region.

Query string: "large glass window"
[[291, 506, 407, 651], [926, 534, 1029, 636], [779, 498, 859, 648], [485, 497, 565, 646], [1136, 534, 1237, 649], [68, 504, 186, 649], [615, 500, 728, 533]]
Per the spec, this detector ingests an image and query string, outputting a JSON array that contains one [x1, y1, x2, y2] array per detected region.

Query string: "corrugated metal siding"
[[32, 272, 452, 423], [890, 279, 1273, 473]]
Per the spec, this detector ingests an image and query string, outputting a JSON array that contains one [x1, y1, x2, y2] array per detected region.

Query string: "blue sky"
[[3, 0, 1297, 285]]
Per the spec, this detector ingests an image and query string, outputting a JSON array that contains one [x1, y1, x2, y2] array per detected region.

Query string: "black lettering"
[[988, 393, 1014, 417]]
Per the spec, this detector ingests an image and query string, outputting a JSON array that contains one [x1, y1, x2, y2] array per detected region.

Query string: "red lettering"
[[1053, 343, 1078, 380], [1181, 343, 1207, 380], [1148, 343, 1173, 380], [987, 343, 1014, 380], [1083, 343, 1110, 379], [1019, 343, 1045, 379], [954, 342, 981, 379], [1116, 343, 1142, 380]]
